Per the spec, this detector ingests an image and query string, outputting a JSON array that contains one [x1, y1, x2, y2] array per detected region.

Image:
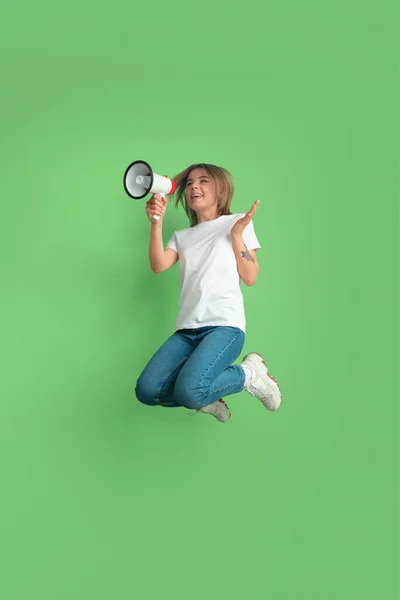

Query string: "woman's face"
[[185, 168, 218, 211]]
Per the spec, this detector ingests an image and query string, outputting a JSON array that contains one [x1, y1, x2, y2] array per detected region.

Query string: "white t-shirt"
[[166, 214, 261, 334]]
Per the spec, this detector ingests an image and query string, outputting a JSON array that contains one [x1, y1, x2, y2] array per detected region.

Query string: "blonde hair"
[[171, 163, 234, 227]]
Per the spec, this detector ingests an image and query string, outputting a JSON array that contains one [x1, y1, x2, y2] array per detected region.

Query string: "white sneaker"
[[189, 399, 231, 423], [240, 353, 282, 411]]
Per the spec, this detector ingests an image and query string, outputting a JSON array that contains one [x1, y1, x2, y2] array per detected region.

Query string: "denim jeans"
[[135, 326, 246, 409]]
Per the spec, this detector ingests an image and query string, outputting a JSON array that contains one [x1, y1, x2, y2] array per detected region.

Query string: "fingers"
[[146, 194, 166, 222], [153, 193, 165, 202], [248, 200, 259, 215], [147, 194, 165, 210], [148, 204, 164, 215], [151, 201, 164, 210], [246, 207, 256, 218]]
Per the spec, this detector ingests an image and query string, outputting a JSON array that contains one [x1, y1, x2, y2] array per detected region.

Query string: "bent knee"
[[174, 383, 206, 410], [135, 380, 158, 407]]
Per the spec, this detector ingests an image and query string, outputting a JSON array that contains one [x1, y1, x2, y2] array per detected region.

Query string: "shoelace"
[[248, 374, 282, 404]]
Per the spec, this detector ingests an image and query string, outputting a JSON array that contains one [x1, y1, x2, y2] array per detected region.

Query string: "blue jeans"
[[135, 326, 246, 409]]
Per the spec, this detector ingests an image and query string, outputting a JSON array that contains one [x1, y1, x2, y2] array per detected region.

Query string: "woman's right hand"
[[146, 193, 167, 224]]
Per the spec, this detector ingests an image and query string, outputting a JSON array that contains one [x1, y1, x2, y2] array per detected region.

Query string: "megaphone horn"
[[123, 159, 176, 199]]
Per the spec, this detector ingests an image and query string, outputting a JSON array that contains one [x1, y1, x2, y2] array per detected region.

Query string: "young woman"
[[135, 163, 282, 422]]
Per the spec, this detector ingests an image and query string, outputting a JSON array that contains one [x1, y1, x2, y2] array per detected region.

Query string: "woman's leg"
[[135, 331, 196, 407], [173, 326, 246, 410]]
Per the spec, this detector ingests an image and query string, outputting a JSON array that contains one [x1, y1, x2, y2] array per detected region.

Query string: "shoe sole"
[[194, 399, 231, 422], [242, 352, 282, 410], [216, 398, 231, 422]]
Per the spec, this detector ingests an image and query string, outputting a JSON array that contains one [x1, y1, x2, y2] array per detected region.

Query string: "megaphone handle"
[[152, 193, 165, 221]]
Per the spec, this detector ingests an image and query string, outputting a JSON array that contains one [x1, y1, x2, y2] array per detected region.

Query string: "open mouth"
[[192, 194, 203, 200]]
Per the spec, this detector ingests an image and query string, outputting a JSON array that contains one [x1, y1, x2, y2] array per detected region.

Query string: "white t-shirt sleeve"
[[166, 232, 178, 252], [242, 220, 261, 250]]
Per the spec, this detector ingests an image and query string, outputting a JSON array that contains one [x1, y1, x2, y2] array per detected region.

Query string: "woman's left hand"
[[230, 200, 260, 238]]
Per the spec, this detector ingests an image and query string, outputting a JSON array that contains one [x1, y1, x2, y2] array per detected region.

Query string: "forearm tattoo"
[[240, 244, 255, 263]]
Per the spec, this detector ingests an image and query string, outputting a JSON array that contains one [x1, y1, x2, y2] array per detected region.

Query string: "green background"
[[0, 1, 398, 599]]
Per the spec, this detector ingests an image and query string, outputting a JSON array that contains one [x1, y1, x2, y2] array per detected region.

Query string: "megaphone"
[[123, 159, 177, 221]]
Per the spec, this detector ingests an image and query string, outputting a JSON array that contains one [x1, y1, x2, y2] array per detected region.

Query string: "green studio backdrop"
[[0, 1, 398, 599]]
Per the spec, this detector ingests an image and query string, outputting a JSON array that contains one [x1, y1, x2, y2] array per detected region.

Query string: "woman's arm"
[[231, 234, 259, 286], [149, 222, 166, 272]]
